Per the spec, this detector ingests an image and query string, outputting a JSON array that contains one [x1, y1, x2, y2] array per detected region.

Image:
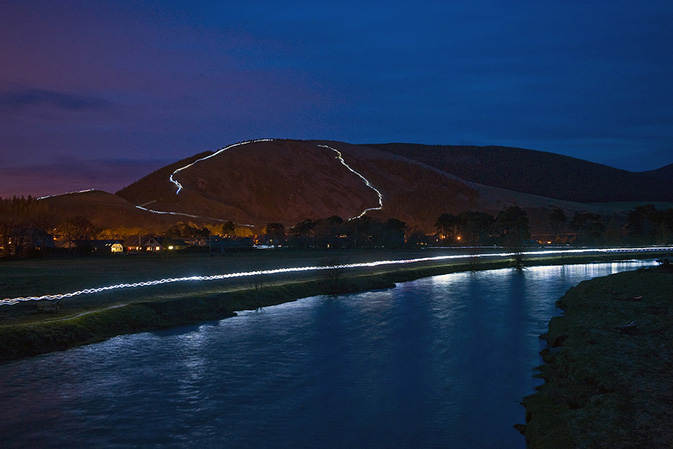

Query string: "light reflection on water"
[[0, 260, 657, 449]]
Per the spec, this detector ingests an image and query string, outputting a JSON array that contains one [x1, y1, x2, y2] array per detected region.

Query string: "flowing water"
[[0, 260, 656, 448]]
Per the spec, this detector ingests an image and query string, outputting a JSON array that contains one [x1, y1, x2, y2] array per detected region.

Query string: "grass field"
[[1, 247, 671, 362], [521, 264, 673, 448]]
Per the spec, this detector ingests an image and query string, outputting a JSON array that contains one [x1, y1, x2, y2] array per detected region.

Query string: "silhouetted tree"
[[549, 208, 567, 243], [58, 216, 98, 242], [435, 213, 458, 242], [221, 221, 236, 238], [263, 222, 286, 245], [457, 211, 495, 245], [288, 219, 315, 248], [653, 209, 673, 243], [494, 206, 530, 247], [625, 205, 673, 244], [381, 218, 407, 248], [346, 216, 376, 248], [313, 216, 344, 249], [569, 213, 605, 245], [0, 196, 55, 257]]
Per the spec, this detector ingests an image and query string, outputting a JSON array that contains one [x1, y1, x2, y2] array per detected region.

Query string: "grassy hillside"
[[110, 139, 604, 233], [116, 151, 212, 206], [367, 143, 673, 203], [42, 190, 180, 233], [521, 264, 673, 448]]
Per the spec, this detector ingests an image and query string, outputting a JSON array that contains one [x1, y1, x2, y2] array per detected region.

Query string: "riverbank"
[[520, 262, 673, 448], [1, 249, 671, 363]]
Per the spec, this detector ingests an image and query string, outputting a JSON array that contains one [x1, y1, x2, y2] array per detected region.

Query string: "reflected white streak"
[[2, 246, 670, 306]]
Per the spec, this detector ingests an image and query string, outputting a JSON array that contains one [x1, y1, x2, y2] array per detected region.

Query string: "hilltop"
[[368, 143, 673, 203], [113, 139, 610, 233], [21, 139, 672, 235]]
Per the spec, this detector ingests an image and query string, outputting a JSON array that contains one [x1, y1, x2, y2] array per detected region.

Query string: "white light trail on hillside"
[[1, 247, 670, 306], [129, 139, 275, 227], [37, 189, 96, 200], [318, 144, 384, 219], [170, 138, 275, 195], [133, 205, 258, 226], [139, 139, 382, 224]]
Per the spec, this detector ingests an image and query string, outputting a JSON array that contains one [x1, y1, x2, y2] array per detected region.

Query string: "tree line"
[[433, 205, 673, 247], [0, 196, 100, 257], [434, 206, 530, 247], [265, 216, 408, 249], [2, 194, 672, 258]]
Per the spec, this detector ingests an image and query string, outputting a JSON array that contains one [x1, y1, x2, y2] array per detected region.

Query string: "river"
[[0, 260, 656, 448]]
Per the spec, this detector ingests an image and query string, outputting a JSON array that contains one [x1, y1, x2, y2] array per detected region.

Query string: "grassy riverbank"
[[520, 262, 673, 448], [1, 248, 670, 363]]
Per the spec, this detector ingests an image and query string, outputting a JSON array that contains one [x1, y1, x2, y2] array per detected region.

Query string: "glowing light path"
[[132, 139, 277, 225], [130, 139, 274, 225], [134, 139, 383, 223], [37, 189, 96, 200], [318, 144, 384, 219], [1, 247, 670, 306], [170, 138, 274, 195]]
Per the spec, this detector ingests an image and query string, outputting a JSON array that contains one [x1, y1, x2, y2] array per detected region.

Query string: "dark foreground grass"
[[520, 263, 673, 448], [1, 249, 670, 363]]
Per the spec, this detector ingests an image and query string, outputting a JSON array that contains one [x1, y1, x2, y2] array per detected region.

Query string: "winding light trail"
[[318, 144, 384, 219], [132, 138, 276, 225], [138, 139, 384, 223], [170, 138, 274, 195], [1, 247, 670, 306]]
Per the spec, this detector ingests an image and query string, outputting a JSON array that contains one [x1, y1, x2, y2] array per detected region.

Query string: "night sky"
[[1, 1, 672, 196]]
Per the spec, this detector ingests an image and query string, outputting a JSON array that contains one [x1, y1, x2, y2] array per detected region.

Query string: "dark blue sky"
[[1, 1, 672, 193]]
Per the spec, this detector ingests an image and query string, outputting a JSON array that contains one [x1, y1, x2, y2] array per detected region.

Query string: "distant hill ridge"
[[37, 139, 672, 234], [366, 143, 673, 203]]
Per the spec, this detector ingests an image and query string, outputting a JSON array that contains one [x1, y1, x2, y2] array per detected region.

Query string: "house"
[[158, 237, 188, 251], [123, 236, 144, 253], [89, 240, 125, 254], [142, 236, 163, 252]]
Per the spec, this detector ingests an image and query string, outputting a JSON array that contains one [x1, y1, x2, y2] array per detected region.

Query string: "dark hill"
[[643, 163, 673, 181], [366, 143, 673, 203], [115, 139, 602, 233]]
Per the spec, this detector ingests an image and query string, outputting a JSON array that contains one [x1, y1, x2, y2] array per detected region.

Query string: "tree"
[[263, 222, 286, 245], [457, 211, 495, 245], [288, 219, 315, 248], [221, 221, 236, 238], [381, 218, 407, 248], [313, 216, 344, 249], [58, 216, 99, 242], [435, 213, 458, 242], [625, 205, 673, 244], [569, 213, 605, 245], [0, 196, 55, 257], [652, 208, 673, 244], [549, 208, 567, 243], [345, 216, 376, 248], [494, 206, 530, 247]]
